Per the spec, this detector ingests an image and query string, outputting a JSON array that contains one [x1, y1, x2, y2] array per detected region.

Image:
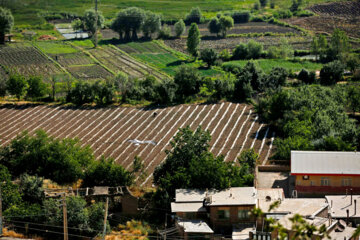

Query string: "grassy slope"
[[5, 0, 341, 25], [224, 59, 323, 73]]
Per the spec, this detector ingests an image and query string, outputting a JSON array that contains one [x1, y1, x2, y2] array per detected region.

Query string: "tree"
[[6, 74, 27, 100], [219, 16, 234, 37], [231, 11, 251, 23], [320, 60, 345, 85], [298, 69, 316, 84], [111, 7, 145, 41], [71, 18, 84, 32], [0, 164, 22, 211], [154, 78, 177, 104], [82, 157, 133, 187], [262, 67, 288, 90], [327, 29, 349, 61], [185, 7, 202, 24], [233, 43, 248, 60], [0, 76, 6, 97], [247, 40, 263, 59], [26, 76, 47, 100], [83, 9, 105, 37], [259, 0, 268, 8], [238, 149, 259, 186], [0, 7, 14, 44], [142, 11, 161, 39], [200, 48, 218, 68], [187, 23, 201, 57], [174, 64, 201, 100], [67, 81, 94, 105], [19, 174, 44, 204], [346, 85, 360, 114], [208, 17, 221, 37], [174, 19, 186, 38]]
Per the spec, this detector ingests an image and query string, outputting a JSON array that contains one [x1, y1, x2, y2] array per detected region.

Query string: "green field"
[[3, 0, 340, 26], [223, 59, 323, 73]]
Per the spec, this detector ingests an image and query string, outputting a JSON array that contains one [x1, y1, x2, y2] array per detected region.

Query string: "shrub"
[[6, 74, 27, 100], [208, 17, 221, 36], [219, 16, 234, 37], [298, 69, 316, 84], [155, 78, 177, 104], [185, 7, 203, 24], [250, 15, 265, 22], [259, 0, 268, 8], [231, 11, 251, 23], [26, 76, 47, 100], [187, 23, 201, 57], [174, 64, 201, 100], [270, 0, 275, 8], [213, 75, 235, 100], [263, 67, 288, 90], [200, 48, 218, 68], [294, 10, 314, 17], [219, 49, 231, 61], [174, 19, 186, 38], [267, 38, 294, 59], [320, 60, 345, 85], [233, 43, 248, 60], [273, 10, 293, 19], [247, 40, 263, 59], [253, 2, 260, 10], [158, 24, 171, 39]]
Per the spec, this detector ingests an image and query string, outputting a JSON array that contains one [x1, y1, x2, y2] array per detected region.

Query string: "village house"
[[291, 151, 360, 196], [326, 194, 360, 226]]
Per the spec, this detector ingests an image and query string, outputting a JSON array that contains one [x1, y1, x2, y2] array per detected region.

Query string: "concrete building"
[[291, 151, 360, 196], [326, 194, 360, 226]]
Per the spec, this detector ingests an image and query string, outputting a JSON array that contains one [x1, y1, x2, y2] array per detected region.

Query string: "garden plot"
[[67, 64, 112, 80], [0, 103, 276, 185], [89, 46, 168, 79], [0, 43, 61, 76]]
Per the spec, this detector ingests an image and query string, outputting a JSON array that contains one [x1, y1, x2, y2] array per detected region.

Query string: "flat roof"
[[269, 198, 328, 216], [291, 151, 360, 175], [175, 189, 215, 202], [326, 195, 360, 218], [257, 188, 285, 212], [207, 187, 256, 206], [278, 215, 336, 231], [171, 202, 207, 213], [177, 220, 214, 234]]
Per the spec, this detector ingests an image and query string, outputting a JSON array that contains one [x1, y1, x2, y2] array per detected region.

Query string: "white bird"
[[128, 139, 157, 146]]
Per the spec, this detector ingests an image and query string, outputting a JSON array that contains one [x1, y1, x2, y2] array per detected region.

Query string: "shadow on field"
[[0, 103, 41, 110]]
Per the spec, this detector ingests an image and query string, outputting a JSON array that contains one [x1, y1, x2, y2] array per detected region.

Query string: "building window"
[[342, 178, 352, 186], [238, 210, 249, 220], [218, 210, 230, 220], [321, 177, 330, 186], [310, 181, 315, 186]]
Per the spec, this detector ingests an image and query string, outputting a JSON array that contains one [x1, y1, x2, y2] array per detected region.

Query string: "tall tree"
[[187, 23, 201, 57], [208, 17, 221, 37], [174, 19, 186, 38], [0, 7, 13, 44], [111, 7, 145, 41], [219, 16, 234, 37], [83, 9, 104, 37], [142, 11, 161, 39], [6, 74, 27, 100]]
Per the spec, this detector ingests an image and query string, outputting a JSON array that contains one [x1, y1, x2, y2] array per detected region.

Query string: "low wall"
[[258, 165, 290, 172]]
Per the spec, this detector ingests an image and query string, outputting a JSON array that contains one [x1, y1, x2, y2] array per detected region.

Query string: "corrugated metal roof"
[[291, 151, 360, 175], [171, 202, 207, 213], [177, 220, 214, 233]]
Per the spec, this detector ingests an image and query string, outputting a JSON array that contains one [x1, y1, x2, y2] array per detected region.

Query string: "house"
[[176, 220, 214, 240], [291, 151, 360, 196], [326, 194, 360, 226]]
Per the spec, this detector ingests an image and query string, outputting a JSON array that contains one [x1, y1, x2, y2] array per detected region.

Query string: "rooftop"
[[257, 188, 285, 212], [177, 220, 214, 234], [326, 195, 360, 218], [291, 151, 360, 175], [269, 198, 328, 216], [278, 215, 337, 232], [171, 202, 206, 213]]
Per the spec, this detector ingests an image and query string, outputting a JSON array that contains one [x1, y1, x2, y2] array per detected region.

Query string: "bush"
[[208, 17, 221, 36], [154, 78, 177, 104], [273, 10, 293, 19], [294, 10, 314, 17], [298, 69, 316, 84], [219, 49, 231, 61], [158, 24, 171, 39], [174, 64, 201, 100], [213, 75, 235, 100], [174, 19, 186, 38], [259, 0, 268, 8], [270, 0, 275, 8], [185, 7, 203, 24], [320, 60, 345, 85], [267, 38, 294, 59], [251, 16, 265, 22], [233, 43, 248, 60], [232, 40, 263, 60], [231, 11, 251, 23], [253, 2, 260, 10], [200, 48, 218, 68], [26, 76, 47, 100], [263, 67, 288, 90], [6, 74, 27, 100]]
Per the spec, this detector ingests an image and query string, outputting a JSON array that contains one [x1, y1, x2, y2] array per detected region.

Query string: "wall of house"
[[295, 175, 360, 195], [209, 205, 255, 232]]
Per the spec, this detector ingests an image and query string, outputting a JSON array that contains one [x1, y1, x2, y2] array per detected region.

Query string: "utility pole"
[[0, 184, 3, 236], [102, 197, 109, 240], [62, 193, 68, 240], [94, 0, 98, 48], [164, 213, 167, 240]]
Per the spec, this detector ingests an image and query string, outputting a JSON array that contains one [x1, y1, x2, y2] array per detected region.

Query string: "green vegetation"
[[36, 41, 78, 54], [0, 7, 14, 44], [223, 59, 322, 73]]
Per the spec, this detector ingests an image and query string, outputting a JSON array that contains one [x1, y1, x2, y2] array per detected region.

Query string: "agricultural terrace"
[[0, 42, 61, 77], [0, 102, 276, 185], [116, 41, 221, 76]]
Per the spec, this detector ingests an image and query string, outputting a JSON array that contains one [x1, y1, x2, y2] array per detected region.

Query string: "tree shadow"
[[166, 60, 189, 67]]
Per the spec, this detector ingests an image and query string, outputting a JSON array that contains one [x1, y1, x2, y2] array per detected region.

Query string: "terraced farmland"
[[0, 43, 61, 77], [0, 102, 275, 186]]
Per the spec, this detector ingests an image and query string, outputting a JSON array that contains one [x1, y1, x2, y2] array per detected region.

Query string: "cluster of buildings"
[[170, 151, 360, 239]]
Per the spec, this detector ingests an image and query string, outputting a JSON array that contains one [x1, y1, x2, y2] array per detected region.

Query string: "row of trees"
[[0, 75, 47, 100]]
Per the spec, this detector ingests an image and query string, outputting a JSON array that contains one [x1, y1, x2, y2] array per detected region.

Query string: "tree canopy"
[[0, 7, 14, 44], [187, 23, 201, 57]]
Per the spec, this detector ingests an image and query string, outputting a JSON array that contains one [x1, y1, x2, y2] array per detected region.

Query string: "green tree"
[[19, 174, 44, 204], [208, 17, 221, 37], [142, 11, 161, 39], [259, 0, 268, 8], [233, 43, 248, 60], [185, 7, 202, 24], [154, 78, 177, 104], [6, 74, 27, 100], [219, 16, 234, 37], [83, 9, 105, 37], [67, 81, 94, 105], [0, 76, 6, 97], [0, 164, 22, 211], [327, 29, 350, 61], [187, 23, 201, 57], [88, 201, 110, 234], [71, 18, 84, 32], [174, 19, 186, 38], [82, 157, 133, 187], [111, 7, 145, 40], [247, 40, 263, 59], [26, 76, 47, 100], [174, 64, 201, 100], [347, 85, 360, 114], [0, 7, 14, 44], [320, 60, 345, 85], [237, 149, 259, 186], [200, 48, 218, 68]]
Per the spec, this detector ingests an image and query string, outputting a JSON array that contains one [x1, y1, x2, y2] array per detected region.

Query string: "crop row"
[[0, 103, 276, 185]]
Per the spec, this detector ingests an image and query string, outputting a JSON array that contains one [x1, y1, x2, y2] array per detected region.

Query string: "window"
[[218, 209, 230, 220], [238, 210, 250, 220], [342, 178, 352, 186], [310, 181, 315, 186], [321, 177, 330, 186]]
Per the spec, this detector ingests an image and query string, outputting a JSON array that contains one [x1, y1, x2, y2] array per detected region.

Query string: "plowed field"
[[0, 103, 275, 185]]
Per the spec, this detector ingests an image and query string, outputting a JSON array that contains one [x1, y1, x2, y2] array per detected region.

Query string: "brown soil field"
[[284, 1, 360, 38], [0, 103, 276, 185], [67, 64, 112, 80]]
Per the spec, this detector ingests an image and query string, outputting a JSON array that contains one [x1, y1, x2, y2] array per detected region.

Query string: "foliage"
[[174, 64, 201, 100], [327, 29, 350, 61], [174, 19, 185, 38], [67, 80, 114, 105], [142, 11, 161, 39], [208, 17, 221, 37], [253, 2, 260, 10], [231, 11, 251, 23], [200, 48, 218, 68], [320, 60, 345, 85], [290, 0, 302, 12], [19, 174, 44, 204], [211, 74, 235, 100], [273, 10, 292, 19], [0, 130, 94, 185], [82, 157, 133, 187], [346, 85, 360, 114], [0, 77, 6, 97], [71, 18, 84, 31], [158, 24, 171, 39], [187, 23, 201, 57], [233, 40, 263, 60], [259, 0, 268, 8], [111, 7, 145, 40], [0, 7, 14, 44], [6, 74, 27, 100], [185, 7, 202, 24], [26, 76, 47, 100], [262, 67, 288, 90], [154, 78, 177, 104], [83, 9, 105, 36], [219, 16, 234, 37], [297, 69, 316, 84], [267, 38, 294, 59], [153, 126, 247, 201], [237, 149, 259, 186], [0, 164, 22, 211]]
